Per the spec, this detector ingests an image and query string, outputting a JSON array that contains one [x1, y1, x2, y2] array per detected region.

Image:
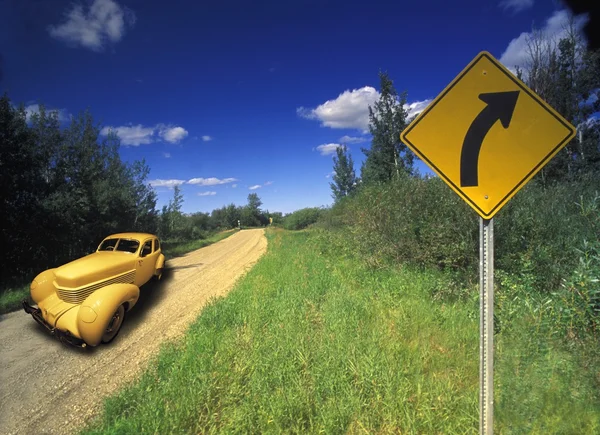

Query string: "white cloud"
[[500, 10, 588, 72], [149, 179, 186, 188], [297, 86, 379, 132], [264, 181, 274, 186], [316, 143, 342, 156], [158, 125, 188, 143], [163, 152, 171, 158], [48, 0, 136, 52], [198, 191, 217, 196], [404, 99, 433, 121], [499, 0, 534, 13], [100, 124, 154, 146], [232, 184, 238, 188], [249, 185, 262, 190], [339, 135, 368, 144], [202, 135, 212, 142], [101, 123, 188, 146], [187, 177, 237, 186], [23, 104, 70, 123], [298, 87, 434, 132], [325, 171, 335, 179]]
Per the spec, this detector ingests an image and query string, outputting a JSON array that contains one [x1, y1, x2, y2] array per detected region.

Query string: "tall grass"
[[318, 176, 600, 335], [82, 229, 600, 434]]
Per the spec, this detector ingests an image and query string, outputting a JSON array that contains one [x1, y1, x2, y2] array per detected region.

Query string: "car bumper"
[[22, 300, 87, 348]]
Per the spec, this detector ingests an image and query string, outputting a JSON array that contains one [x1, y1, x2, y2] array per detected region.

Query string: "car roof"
[[103, 232, 158, 241]]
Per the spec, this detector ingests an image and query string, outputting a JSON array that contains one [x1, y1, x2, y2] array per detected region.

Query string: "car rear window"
[[115, 239, 140, 254]]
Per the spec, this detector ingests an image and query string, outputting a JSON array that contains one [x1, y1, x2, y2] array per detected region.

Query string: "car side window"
[[154, 238, 160, 251], [140, 240, 152, 258]]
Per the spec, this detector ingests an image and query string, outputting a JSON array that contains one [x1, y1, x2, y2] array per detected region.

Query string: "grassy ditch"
[[0, 229, 239, 315], [82, 229, 599, 433]]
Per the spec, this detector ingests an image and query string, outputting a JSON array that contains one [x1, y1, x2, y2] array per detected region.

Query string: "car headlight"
[[79, 306, 98, 323]]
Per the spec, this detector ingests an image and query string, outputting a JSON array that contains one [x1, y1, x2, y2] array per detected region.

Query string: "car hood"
[[54, 252, 136, 289]]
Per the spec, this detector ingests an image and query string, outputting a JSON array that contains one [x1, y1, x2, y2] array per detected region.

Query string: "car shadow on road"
[[120, 266, 175, 333]]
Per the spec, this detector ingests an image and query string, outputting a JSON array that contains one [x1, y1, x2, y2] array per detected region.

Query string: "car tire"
[[101, 304, 126, 344]]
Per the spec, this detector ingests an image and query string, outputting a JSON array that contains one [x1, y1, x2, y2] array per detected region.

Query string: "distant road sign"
[[401, 51, 576, 219]]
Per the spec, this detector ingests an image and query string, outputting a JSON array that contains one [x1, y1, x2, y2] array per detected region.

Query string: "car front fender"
[[77, 283, 140, 346], [30, 268, 57, 304]]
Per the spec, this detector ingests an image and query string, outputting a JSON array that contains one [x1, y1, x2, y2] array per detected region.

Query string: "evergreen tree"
[[330, 145, 357, 201], [361, 72, 413, 184]]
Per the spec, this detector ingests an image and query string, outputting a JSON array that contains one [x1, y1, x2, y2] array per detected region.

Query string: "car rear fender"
[[77, 283, 140, 347], [155, 253, 166, 272]]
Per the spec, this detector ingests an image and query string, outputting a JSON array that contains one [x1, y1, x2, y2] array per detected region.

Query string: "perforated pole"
[[479, 217, 494, 434]]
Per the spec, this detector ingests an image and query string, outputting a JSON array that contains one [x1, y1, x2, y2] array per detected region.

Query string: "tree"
[[242, 193, 264, 227], [514, 20, 600, 184], [361, 71, 413, 185], [330, 145, 357, 201]]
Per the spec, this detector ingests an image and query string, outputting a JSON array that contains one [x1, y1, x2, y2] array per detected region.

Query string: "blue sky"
[[0, 0, 587, 214]]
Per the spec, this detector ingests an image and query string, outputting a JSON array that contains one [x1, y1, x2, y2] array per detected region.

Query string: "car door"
[[136, 239, 159, 285]]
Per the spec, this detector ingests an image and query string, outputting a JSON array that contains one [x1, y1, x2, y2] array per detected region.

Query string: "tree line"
[[330, 22, 600, 200], [323, 22, 600, 336], [0, 97, 276, 286]]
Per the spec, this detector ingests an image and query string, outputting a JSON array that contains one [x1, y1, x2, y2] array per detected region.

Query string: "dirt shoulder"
[[0, 229, 267, 435]]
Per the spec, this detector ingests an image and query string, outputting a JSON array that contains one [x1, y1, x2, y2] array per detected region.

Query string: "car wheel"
[[153, 268, 163, 281], [101, 304, 126, 344]]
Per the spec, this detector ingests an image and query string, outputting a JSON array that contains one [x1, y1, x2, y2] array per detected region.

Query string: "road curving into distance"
[[0, 229, 267, 435]]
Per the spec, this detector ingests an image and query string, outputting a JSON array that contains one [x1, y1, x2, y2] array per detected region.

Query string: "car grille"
[[56, 270, 136, 304]]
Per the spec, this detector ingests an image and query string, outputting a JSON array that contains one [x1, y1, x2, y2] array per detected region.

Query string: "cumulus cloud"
[[202, 135, 212, 141], [158, 124, 189, 143], [499, 0, 534, 13], [187, 177, 237, 186], [148, 179, 186, 188], [48, 0, 136, 52], [232, 184, 238, 188], [249, 185, 262, 190], [500, 10, 587, 72], [297, 86, 379, 132], [23, 104, 70, 123], [264, 181, 274, 186], [198, 191, 217, 196], [163, 152, 171, 158], [339, 135, 368, 144], [298, 87, 434, 132], [315, 143, 342, 156], [101, 123, 188, 146]]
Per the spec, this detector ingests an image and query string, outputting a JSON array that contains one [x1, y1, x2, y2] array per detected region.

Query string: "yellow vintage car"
[[22, 232, 166, 348]]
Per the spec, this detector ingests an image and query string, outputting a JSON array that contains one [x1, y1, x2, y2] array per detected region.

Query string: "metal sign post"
[[480, 218, 494, 434]]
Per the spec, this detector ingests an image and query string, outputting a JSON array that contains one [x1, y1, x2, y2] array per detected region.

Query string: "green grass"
[[0, 230, 239, 316], [81, 229, 600, 434], [0, 284, 30, 315]]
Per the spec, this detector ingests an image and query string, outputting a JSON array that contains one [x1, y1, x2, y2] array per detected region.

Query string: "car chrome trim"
[[55, 270, 136, 304]]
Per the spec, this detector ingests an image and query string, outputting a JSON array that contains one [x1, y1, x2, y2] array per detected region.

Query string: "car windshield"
[[98, 238, 140, 254], [98, 239, 118, 251], [115, 239, 140, 254]]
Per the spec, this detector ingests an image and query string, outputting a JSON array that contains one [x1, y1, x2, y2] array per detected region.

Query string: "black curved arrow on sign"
[[460, 91, 520, 187]]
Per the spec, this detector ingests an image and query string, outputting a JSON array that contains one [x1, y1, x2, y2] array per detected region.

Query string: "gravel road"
[[0, 229, 267, 435]]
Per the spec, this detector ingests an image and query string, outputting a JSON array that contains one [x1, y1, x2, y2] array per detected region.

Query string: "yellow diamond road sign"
[[401, 51, 576, 219]]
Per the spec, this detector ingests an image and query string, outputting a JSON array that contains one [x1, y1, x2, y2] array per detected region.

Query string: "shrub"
[[283, 207, 325, 230]]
